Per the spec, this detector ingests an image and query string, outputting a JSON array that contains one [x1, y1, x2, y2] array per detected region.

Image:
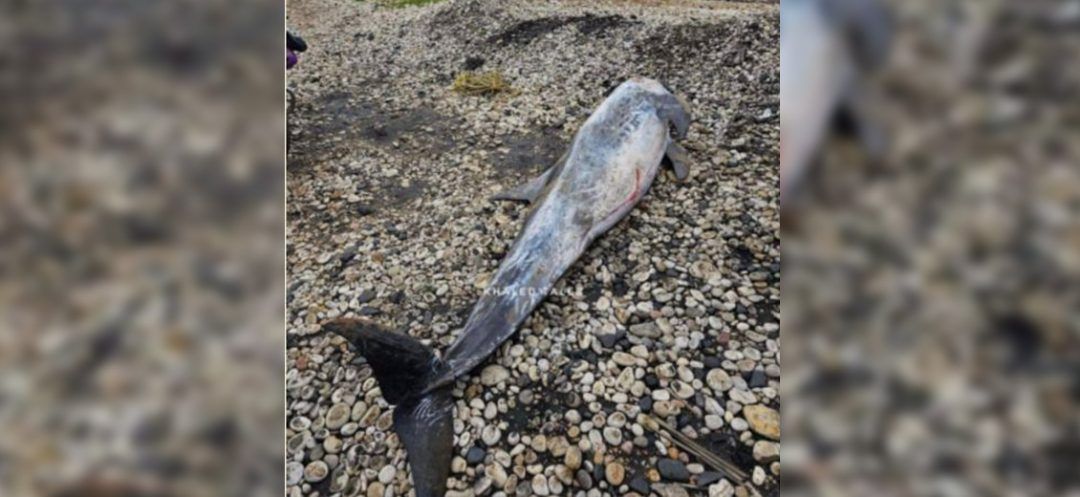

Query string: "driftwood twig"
[[643, 415, 749, 484]]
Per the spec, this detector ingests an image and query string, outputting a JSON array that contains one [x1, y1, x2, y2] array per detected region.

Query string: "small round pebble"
[[286, 461, 304, 485], [605, 462, 626, 486], [378, 465, 396, 484], [657, 458, 690, 482], [304, 461, 329, 482]]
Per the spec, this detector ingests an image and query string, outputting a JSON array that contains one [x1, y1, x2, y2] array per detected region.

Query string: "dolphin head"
[[602, 78, 690, 138], [626, 76, 668, 94]]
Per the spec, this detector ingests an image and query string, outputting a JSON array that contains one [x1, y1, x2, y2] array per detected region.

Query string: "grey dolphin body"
[[325, 77, 690, 497], [781, 0, 892, 207], [430, 77, 690, 389]]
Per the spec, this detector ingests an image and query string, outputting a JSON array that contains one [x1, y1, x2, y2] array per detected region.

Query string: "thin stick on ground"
[[643, 415, 749, 484]]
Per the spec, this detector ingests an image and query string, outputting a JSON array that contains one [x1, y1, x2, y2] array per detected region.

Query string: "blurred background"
[[0, 1, 284, 496], [783, 0, 1079, 496]]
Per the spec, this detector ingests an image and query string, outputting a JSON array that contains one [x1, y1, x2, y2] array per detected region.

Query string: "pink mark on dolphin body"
[[618, 169, 642, 209], [603, 168, 643, 224]]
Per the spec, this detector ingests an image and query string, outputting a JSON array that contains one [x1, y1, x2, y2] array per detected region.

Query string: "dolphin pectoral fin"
[[394, 387, 455, 497], [850, 105, 887, 162], [492, 167, 553, 203], [664, 141, 691, 182], [491, 152, 567, 203], [837, 87, 887, 161], [854, 112, 887, 161]]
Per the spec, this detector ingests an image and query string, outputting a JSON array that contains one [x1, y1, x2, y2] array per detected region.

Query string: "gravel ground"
[[0, 1, 283, 496], [286, 1, 779, 496], [783, 1, 1080, 496]]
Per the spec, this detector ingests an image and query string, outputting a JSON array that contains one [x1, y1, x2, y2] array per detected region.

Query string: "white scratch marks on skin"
[[413, 395, 441, 423]]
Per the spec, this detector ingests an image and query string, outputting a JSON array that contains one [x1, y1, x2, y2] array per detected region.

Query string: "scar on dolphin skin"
[[611, 169, 642, 217], [325, 77, 691, 497]]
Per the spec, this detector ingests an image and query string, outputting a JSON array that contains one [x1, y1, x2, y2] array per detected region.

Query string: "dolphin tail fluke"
[[323, 318, 439, 403], [322, 319, 455, 497], [394, 387, 455, 497]]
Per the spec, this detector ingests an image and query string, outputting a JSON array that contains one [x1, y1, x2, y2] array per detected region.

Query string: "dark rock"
[[466, 446, 486, 465], [576, 469, 593, 489], [676, 413, 695, 429], [612, 278, 629, 296], [628, 474, 651, 494], [703, 356, 723, 369], [463, 56, 485, 70], [339, 246, 357, 264], [358, 306, 379, 316], [697, 471, 724, 487], [598, 330, 625, 349], [639, 396, 653, 412], [749, 368, 767, 388], [357, 290, 376, 304], [644, 374, 659, 388], [657, 458, 690, 482]]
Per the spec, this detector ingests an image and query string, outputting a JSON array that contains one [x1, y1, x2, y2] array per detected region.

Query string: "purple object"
[[287, 49, 297, 69]]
